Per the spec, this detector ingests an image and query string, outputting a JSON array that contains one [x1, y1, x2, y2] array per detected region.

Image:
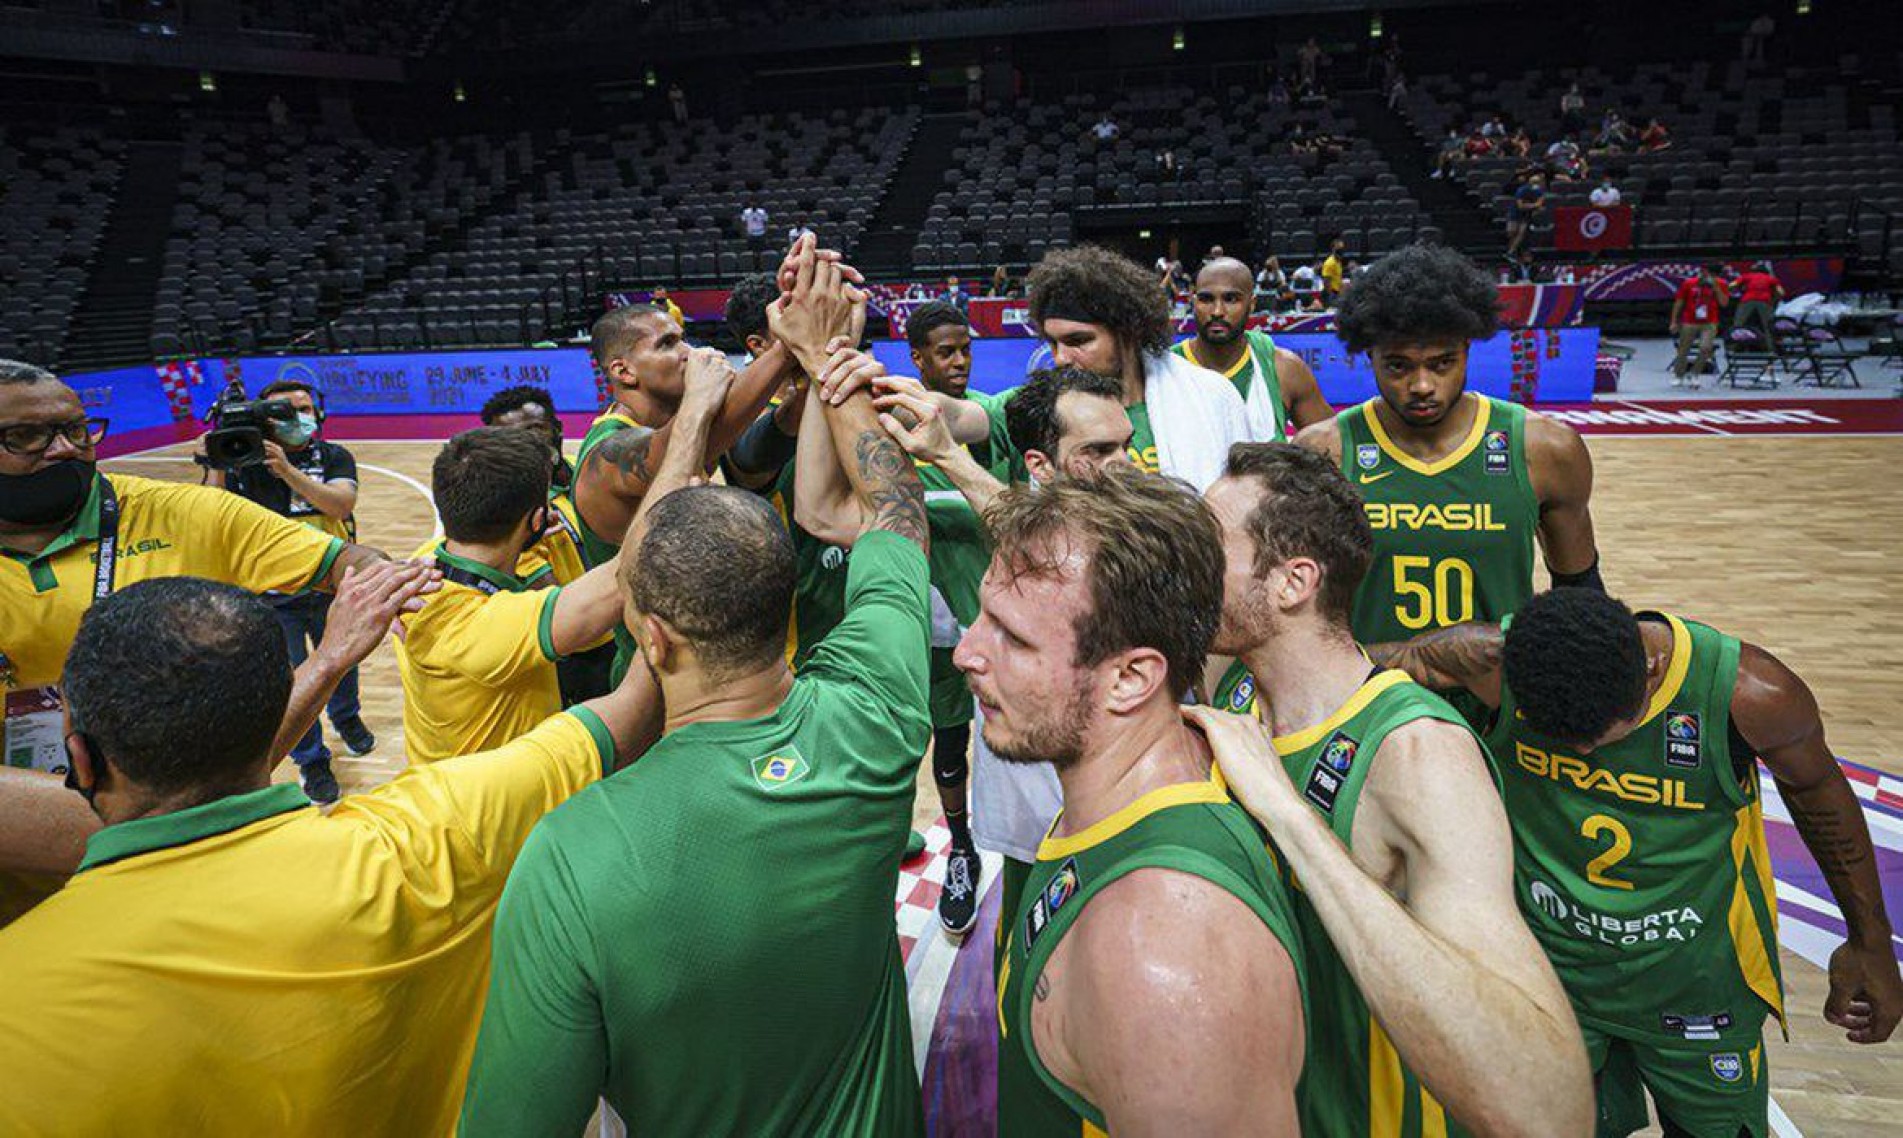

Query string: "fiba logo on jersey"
[[1356, 443, 1381, 471], [1664, 711, 1702, 770], [1484, 429, 1511, 475], [1229, 674, 1256, 712], [1529, 880, 1570, 923]]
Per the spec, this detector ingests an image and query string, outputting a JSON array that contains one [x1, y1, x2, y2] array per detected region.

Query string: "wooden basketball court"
[[103, 426, 1903, 1137]]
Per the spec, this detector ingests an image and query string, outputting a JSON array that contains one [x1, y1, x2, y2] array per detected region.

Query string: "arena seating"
[[1402, 58, 1903, 263], [915, 86, 1430, 272], [0, 126, 121, 365]]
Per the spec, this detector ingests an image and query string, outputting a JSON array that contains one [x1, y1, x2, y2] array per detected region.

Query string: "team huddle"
[[0, 233, 1895, 1137]]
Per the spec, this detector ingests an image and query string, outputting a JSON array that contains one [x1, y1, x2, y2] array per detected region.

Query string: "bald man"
[[1171, 257, 1332, 439]]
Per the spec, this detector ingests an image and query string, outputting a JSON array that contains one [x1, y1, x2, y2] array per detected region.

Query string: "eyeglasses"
[[0, 417, 109, 456]]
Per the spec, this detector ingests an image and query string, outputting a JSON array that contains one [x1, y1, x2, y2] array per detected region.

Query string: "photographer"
[[199, 379, 373, 802]]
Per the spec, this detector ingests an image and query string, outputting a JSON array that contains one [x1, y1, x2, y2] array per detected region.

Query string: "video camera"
[[199, 396, 299, 472]]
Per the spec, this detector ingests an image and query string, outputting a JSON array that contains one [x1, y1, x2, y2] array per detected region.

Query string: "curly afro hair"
[[1334, 244, 1500, 354], [905, 300, 969, 349], [1026, 245, 1173, 357], [1503, 588, 1649, 749], [722, 272, 780, 349]]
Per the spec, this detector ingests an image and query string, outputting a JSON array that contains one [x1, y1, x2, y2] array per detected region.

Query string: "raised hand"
[[679, 345, 738, 424], [874, 388, 958, 466], [318, 560, 437, 669]]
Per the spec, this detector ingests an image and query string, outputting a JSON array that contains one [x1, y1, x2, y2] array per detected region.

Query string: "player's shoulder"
[[1519, 405, 1592, 471], [1291, 412, 1343, 457]]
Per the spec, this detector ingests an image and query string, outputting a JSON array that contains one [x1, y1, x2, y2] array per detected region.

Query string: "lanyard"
[[93, 477, 121, 601], [433, 550, 504, 597]]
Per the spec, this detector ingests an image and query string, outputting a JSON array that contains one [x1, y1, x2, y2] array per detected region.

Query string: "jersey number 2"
[[1582, 814, 1635, 891], [1393, 555, 1476, 630]]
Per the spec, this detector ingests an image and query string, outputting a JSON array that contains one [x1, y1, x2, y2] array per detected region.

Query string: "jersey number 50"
[[1392, 555, 1476, 630]]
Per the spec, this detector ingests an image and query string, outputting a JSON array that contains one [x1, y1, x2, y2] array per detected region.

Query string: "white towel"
[[1141, 350, 1253, 491]]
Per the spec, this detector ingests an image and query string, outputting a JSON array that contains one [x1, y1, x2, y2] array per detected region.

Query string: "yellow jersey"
[[395, 539, 565, 765], [0, 708, 612, 1137]]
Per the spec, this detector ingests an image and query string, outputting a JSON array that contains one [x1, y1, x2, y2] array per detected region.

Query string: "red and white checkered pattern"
[[154, 359, 203, 421], [896, 821, 951, 966], [1835, 759, 1903, 818]]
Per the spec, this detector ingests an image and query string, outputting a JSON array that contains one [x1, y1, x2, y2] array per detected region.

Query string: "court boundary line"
[[106, 453, 443, 538]]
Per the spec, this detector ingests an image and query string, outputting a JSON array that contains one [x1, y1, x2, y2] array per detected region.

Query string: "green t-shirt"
[[460, 531, 932, 1137], [772, 461, 854, 671], [1126, 401, 1158, 473]]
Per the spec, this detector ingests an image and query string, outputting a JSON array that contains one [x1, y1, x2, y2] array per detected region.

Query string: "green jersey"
[[1172, 329, 1291, 437], [997, 773, 1308, 1136], [460, 532, 933, 1137], [1339, 395, 1539, 647], [1126, 401, 1158, 474], [572, 406, 647, 683], [1272, 669, 1492, 1138], [920, 389, 1016, 727], [1486, 613, 1785, 1047], [771, 461, 853, 671]]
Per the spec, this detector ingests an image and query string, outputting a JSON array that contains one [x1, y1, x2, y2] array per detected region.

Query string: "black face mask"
[[0, 460, 95, 526], [62, 733, 98, 806]]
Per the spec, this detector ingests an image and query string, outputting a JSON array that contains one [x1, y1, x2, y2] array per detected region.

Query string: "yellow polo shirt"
[[0, 707, 612, 1137], [396, 541, 564, 765], [516, 492, 589, 588], [0, 473, 344, 693]]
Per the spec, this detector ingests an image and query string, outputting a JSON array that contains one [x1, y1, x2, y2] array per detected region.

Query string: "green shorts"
[[930, 647, 974, 729], [1584, 1019, 1768, 1138]]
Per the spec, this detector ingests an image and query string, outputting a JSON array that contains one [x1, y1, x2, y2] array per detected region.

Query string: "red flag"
[[1553, 205, 1633, 252]]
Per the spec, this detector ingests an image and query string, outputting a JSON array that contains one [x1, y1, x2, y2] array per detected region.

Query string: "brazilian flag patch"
[[750, 747, 812, 792]]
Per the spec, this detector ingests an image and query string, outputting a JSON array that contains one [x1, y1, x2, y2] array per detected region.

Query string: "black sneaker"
[[334, 717, 376, 757], [938, 844, 983, 936], [301, 760, 341, 806]]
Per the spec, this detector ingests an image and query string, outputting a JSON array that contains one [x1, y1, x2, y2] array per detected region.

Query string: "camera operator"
[[198, 380, 373, 803]]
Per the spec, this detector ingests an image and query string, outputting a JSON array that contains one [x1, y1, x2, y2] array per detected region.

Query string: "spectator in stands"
[[1545, 136, 1587, 182], [1320, 239, 1347, 301], [668, 83, 688, 124], [1507, 248, 1541, 284], [787, 222, 815, 246], [1729, 262, 1785, 344], [1385, 70, 1408, 111], [944, 276, 971, 314], [1640, 117, 1673, 152], [1481, 114, 1506, 139], [1560, 83, 1587, 134], [1255, 256, 1291, 311], [1091, 114, 1119, 143], [1507, 172, 1545, 257], [988, 264, 1014, 298], [1155, 147, 1180, 180], [198, 379, 370, 803], [1268, 75, 1292, 107], [1297, 37, 1324, 87], [740, 204, 769, 248], [1289, 263, 1325, 311], [650, 286, 685, 327], [1433, 128, 1465, 178], [1742, 12, 1774, 64], [1669, 263, 1731, 388], [1590, 175, 1622, 208], [1205, 244, 1226, 266], [1504, 125, 1533, 160], [1463, 127, 1495, 161], [1592, 111, 1634, 154]]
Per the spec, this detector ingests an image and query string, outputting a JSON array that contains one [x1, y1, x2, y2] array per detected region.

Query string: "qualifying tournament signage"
[[1554, 204, 1634, 252]]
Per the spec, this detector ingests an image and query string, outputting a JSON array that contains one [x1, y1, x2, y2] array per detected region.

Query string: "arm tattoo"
[[1371, 623, 1503, 686], [589, 427, 656, 496], [853, 429, 928, 548]]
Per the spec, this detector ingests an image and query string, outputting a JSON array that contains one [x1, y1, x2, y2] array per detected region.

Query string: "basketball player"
[[1193, 442, 1591, 1137], [1026, 245, 1252, 489], [398, 351, 732, 763], [480, 384, 573, 493], [0, 562, 663, 1136], [1292, 245, 1600, 663], [1380, 590, 1903, 1137], [1172, 256, 1334, 436], [958, 468, 1308, 1135], [461, 242, 932, 1136], [895, 300, 1016, 933]]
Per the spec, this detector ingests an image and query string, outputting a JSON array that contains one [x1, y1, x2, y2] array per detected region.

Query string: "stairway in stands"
[[856, 111, 970, 277], [1345, 91, 1501, 257], [62, 141, 182, 372]]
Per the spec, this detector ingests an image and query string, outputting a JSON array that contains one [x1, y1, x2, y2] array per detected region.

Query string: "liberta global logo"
[[749, 748, 811, 792], [1527, 879, 1706, 947]]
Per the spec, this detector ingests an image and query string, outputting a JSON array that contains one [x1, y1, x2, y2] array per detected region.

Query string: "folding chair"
[[1798, 326, 1862, 388], [1718, 329, 1778, 389]]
